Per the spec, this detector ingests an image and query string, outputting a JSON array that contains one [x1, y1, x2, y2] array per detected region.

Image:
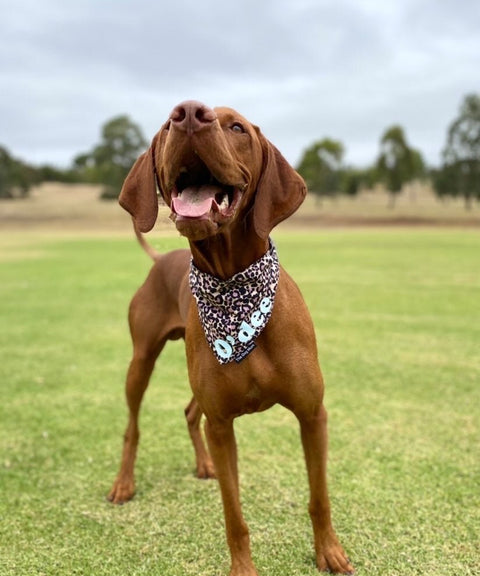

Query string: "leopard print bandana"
[[189, 241, 280, 364]]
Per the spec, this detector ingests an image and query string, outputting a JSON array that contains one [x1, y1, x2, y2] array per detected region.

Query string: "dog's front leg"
[[298, 404, 354, 575], [205, 417, 258, 576]]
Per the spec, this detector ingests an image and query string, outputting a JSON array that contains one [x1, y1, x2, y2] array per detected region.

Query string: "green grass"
[[0, 229, 479, 576]]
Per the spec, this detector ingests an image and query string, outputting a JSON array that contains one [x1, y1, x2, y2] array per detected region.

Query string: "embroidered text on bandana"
[[189, 242, 280, 364]]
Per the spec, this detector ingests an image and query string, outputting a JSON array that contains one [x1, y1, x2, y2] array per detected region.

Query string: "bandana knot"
[[189, 241, 280, 364]]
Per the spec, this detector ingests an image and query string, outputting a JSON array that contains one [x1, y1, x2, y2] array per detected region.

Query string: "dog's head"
[[119, 101, 306, 241]]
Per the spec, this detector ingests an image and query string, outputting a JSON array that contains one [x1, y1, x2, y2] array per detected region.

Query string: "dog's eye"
[[231, 122, 245, 134]]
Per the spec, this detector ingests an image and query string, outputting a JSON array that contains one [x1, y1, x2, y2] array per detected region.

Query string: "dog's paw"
[[316, 535, 354, 575], [107, 478, 135, 504], [196, 458, 216, 479]]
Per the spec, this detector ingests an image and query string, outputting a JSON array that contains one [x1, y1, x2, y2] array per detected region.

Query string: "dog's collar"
[[189, 241, 280, 364]]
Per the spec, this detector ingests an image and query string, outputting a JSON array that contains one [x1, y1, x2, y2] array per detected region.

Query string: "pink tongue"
[[172, 186, 219, 218]]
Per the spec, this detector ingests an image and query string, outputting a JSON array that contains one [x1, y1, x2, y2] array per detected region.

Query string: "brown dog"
[[109, 101, 353, 575]]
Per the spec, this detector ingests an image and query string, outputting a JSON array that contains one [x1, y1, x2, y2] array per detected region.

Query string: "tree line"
[[297, 93, 480, 210], [0, 115, 147, 201], [1, 93, 479, 209]]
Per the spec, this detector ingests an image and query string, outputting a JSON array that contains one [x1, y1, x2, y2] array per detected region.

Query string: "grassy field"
[[0, 228, 479, 576], [0, 181, 479, 232]]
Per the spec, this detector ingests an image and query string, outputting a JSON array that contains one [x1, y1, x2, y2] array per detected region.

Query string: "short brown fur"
[[109, 101, 353, 575]]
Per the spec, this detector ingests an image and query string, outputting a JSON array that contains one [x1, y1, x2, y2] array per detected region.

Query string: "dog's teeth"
[[219, 195, 229, 209]]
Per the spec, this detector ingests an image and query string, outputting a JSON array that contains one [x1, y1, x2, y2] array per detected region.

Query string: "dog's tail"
[[133, 218, 161, 261]]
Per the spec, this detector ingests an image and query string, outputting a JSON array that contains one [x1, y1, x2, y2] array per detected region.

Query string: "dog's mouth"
[[170, 162, 243, 224]]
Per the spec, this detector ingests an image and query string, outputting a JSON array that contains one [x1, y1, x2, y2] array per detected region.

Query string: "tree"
[[339, 167, 365, 197], [435, 94, 480, 209], [75, 115, 147, 199], [0, 146, 37, 199], [376, 125, 425, 208], [430, 165, 457, 202], [297, 138, 345, 203], [36, 164, 81, 184]]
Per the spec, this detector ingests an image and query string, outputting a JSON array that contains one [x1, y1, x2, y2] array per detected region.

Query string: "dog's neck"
[[189, 240, 279, 363], [189, 225, 269, 280]]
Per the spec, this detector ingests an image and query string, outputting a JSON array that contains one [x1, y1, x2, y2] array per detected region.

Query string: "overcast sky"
[[1, 0, 479, 169]]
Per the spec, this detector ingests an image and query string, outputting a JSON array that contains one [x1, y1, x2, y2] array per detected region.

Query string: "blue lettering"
[[238, 320, 255, 343], [214, 298, 274, 361], [250, 310, 264, 328], [214, 339, 233, 360], [260, 297, 272, 314]]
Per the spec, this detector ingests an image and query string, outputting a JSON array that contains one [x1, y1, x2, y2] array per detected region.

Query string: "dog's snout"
[[170, 101, 216, 134]]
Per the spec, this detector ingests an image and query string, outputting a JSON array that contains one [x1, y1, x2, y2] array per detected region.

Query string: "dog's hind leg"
[[184, 398, 215, 479]]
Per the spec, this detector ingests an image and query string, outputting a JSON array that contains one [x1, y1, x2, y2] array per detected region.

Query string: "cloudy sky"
[[1, 0, 479, 169]]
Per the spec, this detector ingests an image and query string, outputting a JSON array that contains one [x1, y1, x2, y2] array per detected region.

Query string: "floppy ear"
[[253, 137, 307, 240], [119, 138, 158, 233]]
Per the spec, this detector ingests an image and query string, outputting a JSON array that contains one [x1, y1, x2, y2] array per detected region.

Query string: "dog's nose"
[[169, 101, 216, 135]]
